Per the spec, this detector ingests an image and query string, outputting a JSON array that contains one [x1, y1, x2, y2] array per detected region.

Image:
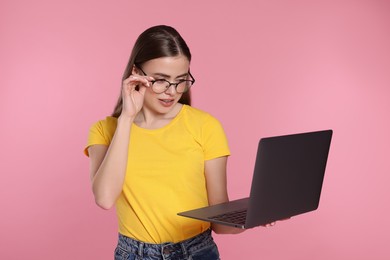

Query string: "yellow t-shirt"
[[84, 105, 230, 243]]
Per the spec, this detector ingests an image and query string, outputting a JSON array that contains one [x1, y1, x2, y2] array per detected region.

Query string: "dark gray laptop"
[[178, 130, 333, 229]]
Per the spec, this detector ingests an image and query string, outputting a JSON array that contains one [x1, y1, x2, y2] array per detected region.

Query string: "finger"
[[124, 75, 153, 87], [138, 85, 147, 95], [123, 75, 136, 85], [264, 222, 276, 228]]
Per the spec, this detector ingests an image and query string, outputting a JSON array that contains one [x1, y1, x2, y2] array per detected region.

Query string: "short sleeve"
[[202, 115, 230, 160], [83, 117, 117, 156]]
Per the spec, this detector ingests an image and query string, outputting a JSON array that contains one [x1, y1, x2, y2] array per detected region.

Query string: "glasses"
[[136, 66, 195, 94]]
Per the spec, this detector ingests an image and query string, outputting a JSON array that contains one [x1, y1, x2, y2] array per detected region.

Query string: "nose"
[[165, 84, 177, 95]]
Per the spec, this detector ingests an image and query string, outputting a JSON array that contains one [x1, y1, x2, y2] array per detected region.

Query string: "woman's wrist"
[[117, 114, 135, 125]]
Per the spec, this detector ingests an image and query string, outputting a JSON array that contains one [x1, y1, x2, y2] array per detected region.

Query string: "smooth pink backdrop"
[[1, 0, 389, 259]]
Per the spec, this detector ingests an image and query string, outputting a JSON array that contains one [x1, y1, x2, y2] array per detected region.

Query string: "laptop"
[[178, 129, 333, 229]]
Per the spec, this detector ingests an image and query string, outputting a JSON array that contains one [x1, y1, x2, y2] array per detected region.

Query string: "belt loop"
[[137, 241, 144, 258], [180, 242, 188, 259]]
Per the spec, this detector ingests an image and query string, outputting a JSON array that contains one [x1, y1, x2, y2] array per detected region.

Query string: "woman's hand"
[[263, 218, 291, 228], [120, 75, 154, 119]]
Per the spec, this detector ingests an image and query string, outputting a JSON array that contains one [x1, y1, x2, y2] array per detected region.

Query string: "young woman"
[[85, 25, 244, 260]]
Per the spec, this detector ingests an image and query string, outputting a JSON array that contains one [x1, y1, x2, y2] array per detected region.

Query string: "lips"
[[158, 99, 174, 107]]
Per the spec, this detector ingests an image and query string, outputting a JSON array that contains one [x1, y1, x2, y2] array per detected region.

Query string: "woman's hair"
[[111, 25, 192, 118]]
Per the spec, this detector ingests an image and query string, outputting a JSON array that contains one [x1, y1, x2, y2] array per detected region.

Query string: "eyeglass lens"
[[152, 80, 191, 94], [135, 65, 194, 94]]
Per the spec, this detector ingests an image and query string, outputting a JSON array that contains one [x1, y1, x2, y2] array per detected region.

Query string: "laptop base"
[[178, 198, 249, 229]]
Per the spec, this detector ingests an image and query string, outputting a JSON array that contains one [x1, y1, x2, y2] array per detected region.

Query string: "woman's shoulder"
[[182, 105, 222, 127], [89, 116, 118, 134], [182, 105, 216, 121], [181, 106, 228, 148]]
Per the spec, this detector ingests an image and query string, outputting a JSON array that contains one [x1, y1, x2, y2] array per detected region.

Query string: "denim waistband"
[[117, 229, 214, 259]]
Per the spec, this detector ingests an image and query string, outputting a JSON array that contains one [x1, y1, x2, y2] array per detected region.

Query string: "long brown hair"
[[111, 25, 192, 118]]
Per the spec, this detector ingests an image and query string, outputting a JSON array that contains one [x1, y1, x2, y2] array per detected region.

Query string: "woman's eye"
[[176, 78, 188, 83]]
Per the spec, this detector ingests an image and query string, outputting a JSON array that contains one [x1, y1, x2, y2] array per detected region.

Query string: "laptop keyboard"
[[208, 209, 247, 225]]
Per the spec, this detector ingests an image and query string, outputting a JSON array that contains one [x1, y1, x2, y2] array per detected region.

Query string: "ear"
[[132, 65, 140, 75]]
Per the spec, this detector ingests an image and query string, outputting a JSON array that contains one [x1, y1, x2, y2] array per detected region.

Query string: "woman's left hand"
[[263, 218, 291, 228], [263, 222, 276, 228]]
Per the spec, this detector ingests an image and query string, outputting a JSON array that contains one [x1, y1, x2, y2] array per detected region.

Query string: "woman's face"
[[139, 55, 190, 116]]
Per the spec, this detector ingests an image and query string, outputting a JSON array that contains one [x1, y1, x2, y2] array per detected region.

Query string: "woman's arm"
[[205, 157, 285, 233], [204, 156, 245, 234], [88, 72, 151, 210], [88, 117, 133, 210]]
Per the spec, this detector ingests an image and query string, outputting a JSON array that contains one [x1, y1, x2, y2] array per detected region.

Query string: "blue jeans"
[[114, 229, 220, 260]]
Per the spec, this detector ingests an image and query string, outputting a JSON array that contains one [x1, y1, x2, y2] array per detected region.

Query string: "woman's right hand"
[[120, 75, 154, 119]]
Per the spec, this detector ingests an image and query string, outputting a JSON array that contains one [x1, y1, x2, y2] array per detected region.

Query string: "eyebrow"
[[152, 72, 189, 79]]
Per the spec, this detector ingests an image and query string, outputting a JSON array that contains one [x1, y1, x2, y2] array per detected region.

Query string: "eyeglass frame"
[[135, 65, 195, 94]]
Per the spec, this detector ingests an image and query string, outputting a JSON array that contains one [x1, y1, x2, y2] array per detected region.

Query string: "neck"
[[135, 103, 183, 129]]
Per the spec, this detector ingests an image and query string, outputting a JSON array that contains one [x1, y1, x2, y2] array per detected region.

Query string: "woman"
[[85, 25, 243, 260]]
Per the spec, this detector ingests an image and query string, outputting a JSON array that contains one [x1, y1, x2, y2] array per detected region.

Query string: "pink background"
[[1, 0, 389, 259]]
